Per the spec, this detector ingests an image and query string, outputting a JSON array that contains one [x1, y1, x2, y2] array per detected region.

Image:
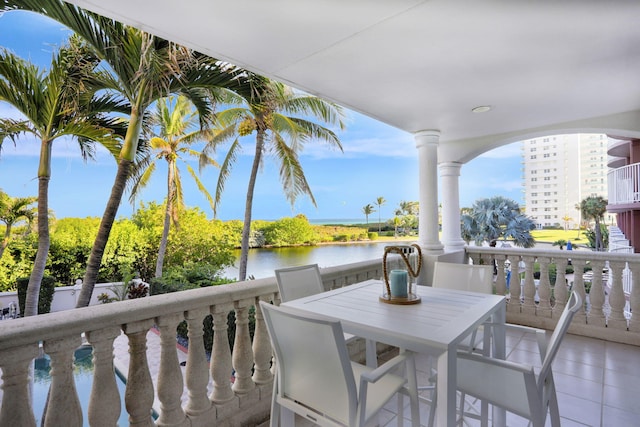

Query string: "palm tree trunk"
[[238, 131, 265, 282], [25, 142, 52, 316], [0, 223, 12, 260], [77, 107, 142, 307], [595, 219, 603, 251], [76, 158, 133, 307], [155, 161, 174, 278]]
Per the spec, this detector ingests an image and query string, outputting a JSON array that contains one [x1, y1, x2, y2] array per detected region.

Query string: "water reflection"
[[225, 241, 415, 279]]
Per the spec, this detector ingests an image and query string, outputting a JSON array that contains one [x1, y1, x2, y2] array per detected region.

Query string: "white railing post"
[[521, 256, 537, 314], [231, 300, 255, 394], [210, 305, 235, 403], [252, 296, 274, 385], [608, 261, 629, 330], [588, 260, 606, 327], [86, 327, 122, 427], [155, 313, 187, 427], [122, 319, 155, 427], [184, 308, 212, 416], [628, 261, 640, 332], [537, 257, 552, 315], [43, 335, 83, 427], [0, 344, 40, 427]]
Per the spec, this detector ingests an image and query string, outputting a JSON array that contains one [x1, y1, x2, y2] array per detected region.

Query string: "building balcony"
[[1, 247, 639, 426], [607, 162, 640, 207]]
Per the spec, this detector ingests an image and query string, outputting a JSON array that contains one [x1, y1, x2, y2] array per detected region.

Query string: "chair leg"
[[365, 339, 377, 367], [548, 379, 562, 427]]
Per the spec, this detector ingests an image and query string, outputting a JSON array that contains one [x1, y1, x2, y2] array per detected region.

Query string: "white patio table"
[[281, 279, 507, 427]]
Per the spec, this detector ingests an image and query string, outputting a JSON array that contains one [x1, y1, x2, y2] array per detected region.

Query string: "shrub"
[[368, 232, 378, 240], [16, 276, 56, 316]]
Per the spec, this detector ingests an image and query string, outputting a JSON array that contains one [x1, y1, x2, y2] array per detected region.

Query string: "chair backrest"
[[432, 262, 494, 294], [538, 291, 582, 390], [259, 301, 357, 425], [274, 264, 325, 302]]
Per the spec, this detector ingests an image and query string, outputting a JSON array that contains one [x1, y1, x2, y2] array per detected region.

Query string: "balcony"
[[608, 163, 640, 206], [1, 247, 639, 426]]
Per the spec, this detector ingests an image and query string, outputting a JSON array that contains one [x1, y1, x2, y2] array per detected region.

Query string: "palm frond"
[[213, 138, 241, 217], [272, 133, 317, 207]]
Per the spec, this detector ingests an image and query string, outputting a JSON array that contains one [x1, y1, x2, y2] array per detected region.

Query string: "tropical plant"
[[362, 203, 375, 225], [0, 36, 121, 316], [375, 196, 386, 232], [205, 78, 346, 281], [552, 239, 567, 250], [0, 190, 36, 260], [461, 196, 536, 248], [4, 0, 254, 306], [129, 95, 220, 278], [580, 195, 608, 251]]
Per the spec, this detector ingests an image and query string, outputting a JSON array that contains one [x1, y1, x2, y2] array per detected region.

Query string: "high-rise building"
[[522, 134, 611, 229]]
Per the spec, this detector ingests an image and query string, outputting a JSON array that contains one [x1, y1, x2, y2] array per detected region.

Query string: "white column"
[[439, 162, 466, 252], [415, 130, 444, 254]]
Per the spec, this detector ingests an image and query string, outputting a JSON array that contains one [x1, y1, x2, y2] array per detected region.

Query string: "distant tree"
[[580, 195, 608, 251], [0, 36, 121, 316], [206, 78, 345, 281], [129, 95, 219, 278], [375, 196, 386, 232], [398, 200, 419, 215], [561, 215, 573, 231], [552, 239, 567, 250], [362, 204, 375, 225], [0, 191, 37, 260], [461, 196, 535, 248]]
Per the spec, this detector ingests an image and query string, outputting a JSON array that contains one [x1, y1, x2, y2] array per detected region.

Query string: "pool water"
[[33, 345, 129, 426]]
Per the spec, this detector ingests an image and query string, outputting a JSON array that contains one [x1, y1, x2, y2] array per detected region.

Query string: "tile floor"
[[290, 328, 640, 427]]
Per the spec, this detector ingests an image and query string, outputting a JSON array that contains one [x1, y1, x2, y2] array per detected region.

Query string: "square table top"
[[281, 279, 506, 356]]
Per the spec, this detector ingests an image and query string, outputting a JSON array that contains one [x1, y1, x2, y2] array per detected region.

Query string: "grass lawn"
[[530, 229, 588, 245]]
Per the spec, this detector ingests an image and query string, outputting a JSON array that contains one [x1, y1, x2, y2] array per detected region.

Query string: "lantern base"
[[379, 292, 421, 305]]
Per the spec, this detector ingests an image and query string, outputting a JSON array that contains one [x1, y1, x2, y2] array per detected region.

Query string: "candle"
[[389, 269, 408, 297]]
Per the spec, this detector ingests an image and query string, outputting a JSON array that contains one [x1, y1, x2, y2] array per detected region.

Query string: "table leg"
[[492, 303, 507, 427], [436, 347, 456, 427]]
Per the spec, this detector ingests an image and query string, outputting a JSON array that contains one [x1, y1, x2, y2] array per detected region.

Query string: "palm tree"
[[205, 78, 346, 281], [4, 0, 254, 306], [0, 190, 37, 260], [461, 196, 536, 248], [0, 37, 121, 316], [580, 195, 608, 251], [375, 197, 386, 232], [129, 95, 219, 278], [362, 204, 375, 225]]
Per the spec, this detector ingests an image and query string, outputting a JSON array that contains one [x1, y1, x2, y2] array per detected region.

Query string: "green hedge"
[[16, 276, 56, 316]]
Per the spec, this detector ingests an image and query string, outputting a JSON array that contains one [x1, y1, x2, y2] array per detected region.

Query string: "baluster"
[[494, 255, 507, 296], [0, 344, 40, 427], [553, 258, 569, 312], [210, 305, 234, 403], [122, 319, 155, 427], [521, 256, 537, 314], [571, 259, 588, 322], [155, 313, 187, 426], [587, 260, 606, 327], [184, 308, 212, 415], [232, 300, 256, 394], [628, 261, 640, 332], [467, 253, 481, 265], [537, 257, 552, 315], [86, 327, 122, 427], [607, 261, 628, 329], [43, 335, 83, 427], [252, 296, 274, 385], [271, 294, 281, 376]]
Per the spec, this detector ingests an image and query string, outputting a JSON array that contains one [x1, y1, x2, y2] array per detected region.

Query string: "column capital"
[[414, 130, 441, 148], [438, 161, 463, 177]]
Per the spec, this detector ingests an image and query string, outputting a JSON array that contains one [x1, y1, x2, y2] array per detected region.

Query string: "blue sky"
[[0, 11, 523, 221]]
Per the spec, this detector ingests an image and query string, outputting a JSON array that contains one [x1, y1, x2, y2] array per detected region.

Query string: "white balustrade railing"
[[466, 246, 640, 346], [608, 162, 640, 205], [2, 249, 640, 426], [0, 259, 384, 427]]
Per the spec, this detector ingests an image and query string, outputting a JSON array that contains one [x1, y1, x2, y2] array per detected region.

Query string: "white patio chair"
[[429, 291, 582, 427], [275, 264, 376, 366], [432, 262, 494, 353], [418, 262, 495, 425], [259, 301, 420, 427]]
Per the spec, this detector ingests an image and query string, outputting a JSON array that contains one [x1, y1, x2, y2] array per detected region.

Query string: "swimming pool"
[[33, 345, 129, 426]]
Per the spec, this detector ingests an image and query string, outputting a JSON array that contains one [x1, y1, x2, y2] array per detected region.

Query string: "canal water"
[[224, 241, 414, 280]]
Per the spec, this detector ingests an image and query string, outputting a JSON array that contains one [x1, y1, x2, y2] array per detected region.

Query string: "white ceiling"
[[67, 0, 640, 161]]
